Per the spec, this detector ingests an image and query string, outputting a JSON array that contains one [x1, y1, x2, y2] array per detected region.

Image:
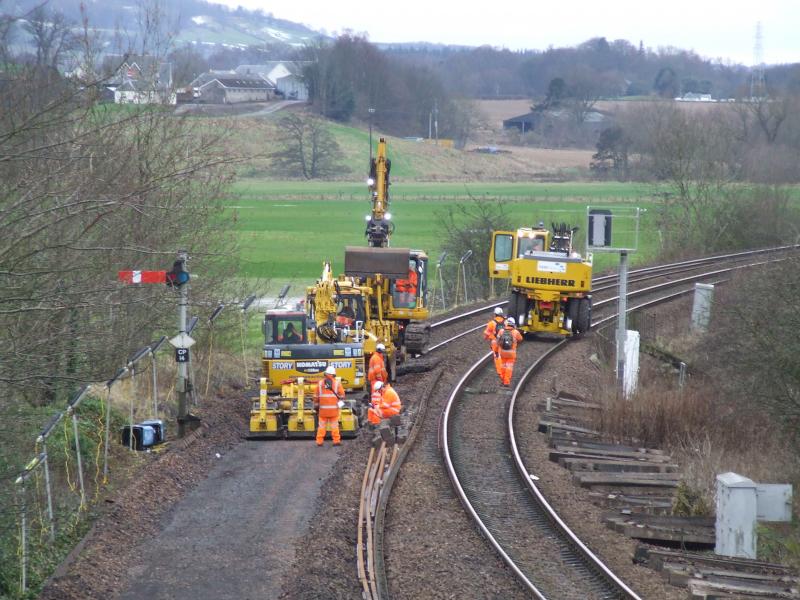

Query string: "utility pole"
[[368, 107, 375, 161], [433, 98, 439, 145]]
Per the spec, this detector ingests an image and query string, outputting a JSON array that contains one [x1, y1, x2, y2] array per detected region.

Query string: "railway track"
[[425, 244, 797, 352], [365, 246, 798, 600]]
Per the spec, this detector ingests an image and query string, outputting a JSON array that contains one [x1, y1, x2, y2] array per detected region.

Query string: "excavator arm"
[[365, 138, 394, 248]]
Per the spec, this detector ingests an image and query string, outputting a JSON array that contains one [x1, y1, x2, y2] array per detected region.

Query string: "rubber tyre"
[[567, 299, 580, 334], [509, 292, 525, 325], [576, 298, 591, 334]]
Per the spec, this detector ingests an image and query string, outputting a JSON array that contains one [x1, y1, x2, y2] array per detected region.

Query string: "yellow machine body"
[[489, 223, 593, 336], [261, 310, 365, 394], [249, 377, 359, 439], [306, 251, 430, 380]]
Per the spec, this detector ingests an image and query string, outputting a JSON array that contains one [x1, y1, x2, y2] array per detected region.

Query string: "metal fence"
[[2, 297, 259, 598]]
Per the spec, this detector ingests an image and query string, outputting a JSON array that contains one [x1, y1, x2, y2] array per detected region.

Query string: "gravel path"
[[117, 441, 340, 600]]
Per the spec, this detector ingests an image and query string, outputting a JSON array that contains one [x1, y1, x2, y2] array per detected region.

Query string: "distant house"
[[188, 70, 237, 90], [106, 57, 175, 105], [198, 77, 275, 104], [503, 112, 538, 133], [503, 109, 610, 133], [235, 62, 309, 100], [676, 93, 714, 102], [114, 79, 176, 105]]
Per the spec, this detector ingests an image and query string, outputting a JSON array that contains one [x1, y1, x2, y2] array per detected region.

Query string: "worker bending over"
[[496, 317, 523, 387], [368, 343, 389, 388], [483, 307, 506, 375], [314, 365, 345, 446], [368, 381, 402, 425]]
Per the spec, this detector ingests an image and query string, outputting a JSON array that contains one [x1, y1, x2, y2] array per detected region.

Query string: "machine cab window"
[[518, 234, 546, 257], [336, 295, 365, 328], [392, 256, 426, 309], [263, 311, 307, 345]]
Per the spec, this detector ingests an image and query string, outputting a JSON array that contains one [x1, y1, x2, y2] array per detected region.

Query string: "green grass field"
[[224, 180, 663, 284]]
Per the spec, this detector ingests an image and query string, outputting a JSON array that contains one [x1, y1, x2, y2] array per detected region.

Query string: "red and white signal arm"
[[118, 270, 166, 284]]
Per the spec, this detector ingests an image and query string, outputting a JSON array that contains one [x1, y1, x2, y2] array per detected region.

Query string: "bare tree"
[[269, 113, 346, 179], [0, 3, 244, 406], [436, 196, 511, 301], [22, 6, 77, 69], [564, 66, 618, 124]]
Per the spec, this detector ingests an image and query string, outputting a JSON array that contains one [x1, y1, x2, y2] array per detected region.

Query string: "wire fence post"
[[149, 336, 167, 419], [41, 443, 55, 542], [206, 304, 225, 398], [129, 365, 136, 451], [69, 408, 86, 509], [434, 252, 447, 312], [151, 352, 158, 417], [15, 453, 44, 595], [240, 296, 256, 387], [18, 477, 27, 595], [459, 250, 473, 305], [104, 367, 127, 481]]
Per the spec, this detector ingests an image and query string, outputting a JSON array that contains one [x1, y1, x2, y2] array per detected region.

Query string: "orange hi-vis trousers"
[[316, 415, 341, 445], [499, 349, 517, 386], [490, 340, 502, 375]]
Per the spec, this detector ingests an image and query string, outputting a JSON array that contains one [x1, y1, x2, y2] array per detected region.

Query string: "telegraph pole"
[[433, 98, 439, 145], [368, 107, 375, 161]]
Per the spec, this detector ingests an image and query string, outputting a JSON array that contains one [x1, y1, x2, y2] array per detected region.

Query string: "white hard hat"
[[505, 317, 515, 326], [494, 307, 504, 316], [325, 365, 336, 376], [373, 381, 384, 391], [376, 343, 386, 352]]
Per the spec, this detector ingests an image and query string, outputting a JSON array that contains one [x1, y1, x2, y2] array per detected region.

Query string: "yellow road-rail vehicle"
[[250, 309, 362, 439], [489, 222, 592, 336]]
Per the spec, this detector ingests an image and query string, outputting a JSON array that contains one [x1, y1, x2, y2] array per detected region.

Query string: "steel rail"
[[438, 251, 780, 597], [427, 244, 798, 331]]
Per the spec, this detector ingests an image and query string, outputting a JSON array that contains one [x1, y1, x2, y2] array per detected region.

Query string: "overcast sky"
[[213, 0, 798, 65]]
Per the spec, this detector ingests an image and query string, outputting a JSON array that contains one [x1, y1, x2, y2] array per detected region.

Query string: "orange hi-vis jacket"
[[371, 384, 402, 419], [314, 375, 345, 419], [484, 315, 506, 341], [496, 326, 524, 357], [368, 352, 388, 384], [395, 268, 418, 294]]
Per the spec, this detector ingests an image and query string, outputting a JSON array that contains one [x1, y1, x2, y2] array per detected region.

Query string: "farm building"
[[235, 62, 309, 100], [198, 77, 275, 104]]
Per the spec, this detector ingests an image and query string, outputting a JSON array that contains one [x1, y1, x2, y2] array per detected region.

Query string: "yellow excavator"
[[489, 221, 593, 336], [304, 138, 430, 379]]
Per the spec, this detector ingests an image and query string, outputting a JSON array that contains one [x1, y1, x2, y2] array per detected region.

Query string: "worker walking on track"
[[483, 307, 506, 375], [367, 381, 402, 425], [368, 343, 389, 387], [496, 317, 523, 387], [314, 365, 345, 446]]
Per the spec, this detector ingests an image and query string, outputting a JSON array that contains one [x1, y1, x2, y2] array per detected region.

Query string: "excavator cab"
[[263, 311, 307, 345], [391, 254, 428, 310]]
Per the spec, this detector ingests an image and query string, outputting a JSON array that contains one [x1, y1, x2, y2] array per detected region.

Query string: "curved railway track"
[[425, 244, 797, 352], [366, 245, 798, 599]]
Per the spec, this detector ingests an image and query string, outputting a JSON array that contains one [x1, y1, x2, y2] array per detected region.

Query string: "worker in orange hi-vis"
[[483, 307, 506, 375], [314, 365, 345, 446], [367, 381, 402, 426], [368, 343, 389, 388], [496, 317, 524, 387]]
